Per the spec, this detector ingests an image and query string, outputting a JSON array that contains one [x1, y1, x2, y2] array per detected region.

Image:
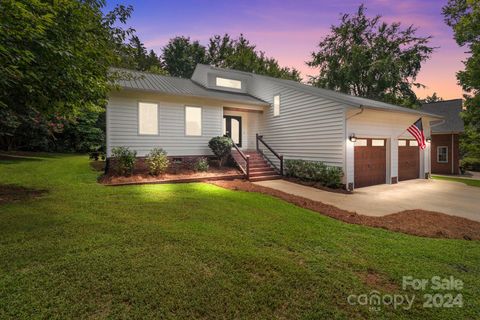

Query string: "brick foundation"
[[106, 155, 216, 174]]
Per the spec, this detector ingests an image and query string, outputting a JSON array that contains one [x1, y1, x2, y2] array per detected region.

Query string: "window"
[[372, 139, 385, 146], [409, 140, 418, 147], [398, 140, 407, 147], [216, 77, 242, 89], [185, 106, 202, 136], [437, 146, 448, 163], [273, 95, 280, 116], [354, 139, 367, 146], [138, 102, 158, 135]]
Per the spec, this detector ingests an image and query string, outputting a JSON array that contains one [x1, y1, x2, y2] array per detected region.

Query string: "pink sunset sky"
[[108, 0, 468, 100]]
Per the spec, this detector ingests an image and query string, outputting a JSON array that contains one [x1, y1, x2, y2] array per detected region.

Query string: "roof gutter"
[[430, 119, 446, 128], [360, 105, 444, 119]]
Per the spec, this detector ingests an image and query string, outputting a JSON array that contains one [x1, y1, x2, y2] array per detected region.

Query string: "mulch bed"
[[0, 184, 47, 204], [283, 177, 352, 194], [100, 166, 243, 186], [210, 180, 480, 241]]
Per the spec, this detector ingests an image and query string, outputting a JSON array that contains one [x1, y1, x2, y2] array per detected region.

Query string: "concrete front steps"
[[242, 151, 282, 182]]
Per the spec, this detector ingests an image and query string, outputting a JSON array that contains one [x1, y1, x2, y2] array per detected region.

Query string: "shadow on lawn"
[[0, 156, 45, 166]]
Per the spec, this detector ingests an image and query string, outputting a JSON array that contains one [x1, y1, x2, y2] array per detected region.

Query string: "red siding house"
[[421, 99, 464, 174]]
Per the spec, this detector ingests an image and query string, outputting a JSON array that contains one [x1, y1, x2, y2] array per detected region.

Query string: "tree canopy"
[[0, 0, 135, 150], [443, 0, 480, 158], [422, 93, 444, 104], [161, 36, 208, 78], [161, 34, 301, 81], [306, 4, 434, 107]]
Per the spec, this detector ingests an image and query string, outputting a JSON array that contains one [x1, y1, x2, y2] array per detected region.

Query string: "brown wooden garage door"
[[354, 138, 386, 188], [398, 140, 419, 181]]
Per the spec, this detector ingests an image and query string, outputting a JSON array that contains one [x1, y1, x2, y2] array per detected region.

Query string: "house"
[[107, 64, 441, 189], [421, 99, 464, 174]]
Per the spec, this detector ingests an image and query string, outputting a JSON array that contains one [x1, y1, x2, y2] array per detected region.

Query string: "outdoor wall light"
[[349, 134, 357, 142], [426, 137, 432, 143]]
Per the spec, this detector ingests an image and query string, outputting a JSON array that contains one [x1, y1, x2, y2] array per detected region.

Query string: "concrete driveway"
[[254, 179, 480, 222]]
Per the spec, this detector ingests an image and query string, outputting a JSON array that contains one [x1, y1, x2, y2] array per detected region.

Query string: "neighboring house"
[[421, 99, 464, 174], [107, 64, 441, 189]]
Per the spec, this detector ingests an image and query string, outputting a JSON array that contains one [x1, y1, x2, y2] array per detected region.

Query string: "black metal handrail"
[[231, 142, 250, 179], [256, 134, 283, 175]]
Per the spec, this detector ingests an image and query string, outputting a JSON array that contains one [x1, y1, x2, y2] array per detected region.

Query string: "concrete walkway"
[[254, 179, 480, 222]]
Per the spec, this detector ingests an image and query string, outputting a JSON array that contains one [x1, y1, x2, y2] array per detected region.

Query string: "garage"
[[398, 140, 419, 181], [354, 138, 387, 188]]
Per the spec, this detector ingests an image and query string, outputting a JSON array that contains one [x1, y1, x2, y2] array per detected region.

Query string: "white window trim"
[[215, 77, 242, 89], [437, 146, 448, 163], [354, 139, 368, 146], [372, 139, 385, 147], [185, 105, 202, 136], [409, 140, 418, 147], [273, 94, 280, 117], [138, 102, 158, 135]]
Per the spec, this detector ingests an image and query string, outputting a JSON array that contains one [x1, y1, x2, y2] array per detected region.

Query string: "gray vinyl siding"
[[248, 77, 345, 167], [106, 94, 222, 157]]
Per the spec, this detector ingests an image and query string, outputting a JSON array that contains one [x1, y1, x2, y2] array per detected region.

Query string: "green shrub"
[[285, 159, 343, 189], [111, 147, 137, 176], [208, 136, 233, 167], [194, 157, 209, 172], [460, 157, 480, 172], [145, 148, 169, 175]]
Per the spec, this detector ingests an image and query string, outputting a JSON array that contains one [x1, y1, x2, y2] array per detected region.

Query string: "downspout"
[[451, 134, 454, 174], [346, 106, 365, 120]]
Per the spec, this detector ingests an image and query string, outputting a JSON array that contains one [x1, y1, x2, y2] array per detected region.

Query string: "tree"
[[161, 36, 208, 78], [422, 92, 444, 104], [0, 0, 135, 150], [118, 35, 167, 74], [207, 34, 301, 81], [161, 34, 301, 80], [306, 4, 434, 107], [443, 0, 480, 159]]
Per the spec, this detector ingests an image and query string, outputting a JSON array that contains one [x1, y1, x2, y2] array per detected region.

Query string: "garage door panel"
[[398, 140, 419, 181], [354, 138, 386, 188]]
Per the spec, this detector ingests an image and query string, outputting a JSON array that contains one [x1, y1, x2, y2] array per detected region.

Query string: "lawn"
[[432, 175, 480, 188], [0, 154, 479, 319]]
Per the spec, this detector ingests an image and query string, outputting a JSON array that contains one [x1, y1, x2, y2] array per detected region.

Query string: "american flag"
[[407, 118, 426, 150]]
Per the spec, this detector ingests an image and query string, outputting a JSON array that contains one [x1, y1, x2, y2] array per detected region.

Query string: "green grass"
[[0, 154, 479, 319], [432, 175, 480, 187]]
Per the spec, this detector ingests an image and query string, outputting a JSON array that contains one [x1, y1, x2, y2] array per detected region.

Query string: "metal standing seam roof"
[[196, 64, 443, 119], [111, 68, 269, 106], [420, 99, 465, 133]]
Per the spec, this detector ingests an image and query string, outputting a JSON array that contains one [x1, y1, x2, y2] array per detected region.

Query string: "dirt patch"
[[101, 166, 242, 186], [0, 185, 47, 204], [357, 269, 399, 292], [90, 161, 105, 172], [210, 180, 480, 241]]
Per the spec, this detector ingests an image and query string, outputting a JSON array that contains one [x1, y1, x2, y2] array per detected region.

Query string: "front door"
[[223, 116, 242, 147]]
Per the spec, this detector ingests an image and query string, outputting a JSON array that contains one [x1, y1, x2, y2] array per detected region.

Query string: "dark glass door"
[[223, 116, 242, 147]]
